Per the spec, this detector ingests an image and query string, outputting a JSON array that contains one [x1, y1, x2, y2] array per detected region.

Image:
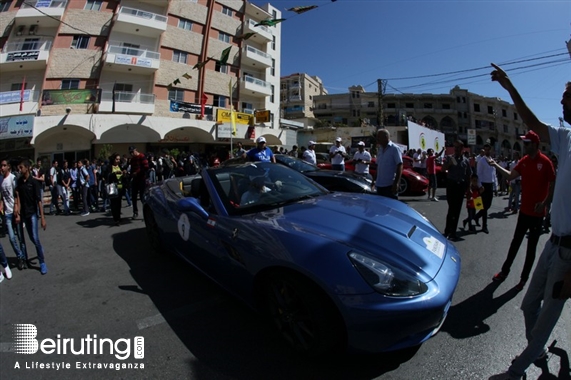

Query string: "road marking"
[[0, 343, 14, 352], [136, 297, 224, 330]]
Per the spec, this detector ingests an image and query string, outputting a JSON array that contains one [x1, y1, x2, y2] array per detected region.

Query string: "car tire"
[[262, 272, 346, 357], [143, 206, 162, 256], [398, 177, 409, 195]]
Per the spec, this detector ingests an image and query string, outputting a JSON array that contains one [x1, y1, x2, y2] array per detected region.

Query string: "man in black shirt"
[[442, 140, 472, 240], [15, 159, 48, 275]]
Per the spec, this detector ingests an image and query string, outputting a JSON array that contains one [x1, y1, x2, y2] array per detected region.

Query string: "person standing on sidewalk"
[[475, 143, 496, 234], [1, 159, 26, 270], [488, 130, 555, 291], [77, 159, 91, 216], [507, 151, 521, 213], [442, 140, 471, 240], [128, 146, 149, 220], [14, 159, 47, 275], [426, 147, 445, 201], [488, 66, 571, 380]]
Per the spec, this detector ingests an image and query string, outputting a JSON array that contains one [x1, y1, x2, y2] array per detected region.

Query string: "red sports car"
[[318, 156, 429, 195]]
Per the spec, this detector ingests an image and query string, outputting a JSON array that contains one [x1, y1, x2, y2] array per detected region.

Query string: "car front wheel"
[[143, 207, 162, 255], [263, 272, 346, 357], [398, 177, 409, 195]]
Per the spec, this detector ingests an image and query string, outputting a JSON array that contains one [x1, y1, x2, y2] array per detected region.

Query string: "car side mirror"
[[176, 197, 208, 220]]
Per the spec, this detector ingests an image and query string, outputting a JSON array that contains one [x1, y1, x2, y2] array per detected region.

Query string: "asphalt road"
[[0, 189, 569, 380]]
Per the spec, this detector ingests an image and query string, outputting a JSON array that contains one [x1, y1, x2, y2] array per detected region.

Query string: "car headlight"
[[349, 252, 428, 297]]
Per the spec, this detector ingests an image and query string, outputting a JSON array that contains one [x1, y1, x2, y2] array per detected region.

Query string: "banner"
[[42, 89, 101, 105], [169, 100, 213, 115], [407, 121, 445, 152], [255, 110, 270, 123], [7, 51, 39, 61], [467, 129, 476, 145], [216, 109, 252, 125], [0, 115, 34, 140]]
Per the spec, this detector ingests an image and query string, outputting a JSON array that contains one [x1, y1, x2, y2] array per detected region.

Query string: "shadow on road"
[[112, 227, 421, 380], [441, 282, 519, 339], [537, 340, 571, 380]]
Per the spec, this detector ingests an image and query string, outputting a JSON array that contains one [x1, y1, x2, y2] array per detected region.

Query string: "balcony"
[[0, 89, 39, 116], [16, 1, 67, 27], [242, 45, 272, 68], [98, 91, 155, 114], [240, 75, 271, 98], [244, 19, 272, 42], [104, 45, 160, 74], [114, 6, 168, 37], [0, 39, 52, 72]]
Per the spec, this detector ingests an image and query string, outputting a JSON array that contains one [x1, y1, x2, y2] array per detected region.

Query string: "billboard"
[[407, 121, 445, 152], [0, 115, 34, 140], [42, 89, 101, 105]]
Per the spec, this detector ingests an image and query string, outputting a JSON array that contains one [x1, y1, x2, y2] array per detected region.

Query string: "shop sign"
[[255, 110, 270, 123], [169, 100, 213, 115], [42, 89, 101, 105], [0, 90, 31, 104], [216, 109, 252, 125], [467, 129, 476, 145], [159, 135, 190, 143], [7, 51, 39, 61], [0, 114, 34, 140]]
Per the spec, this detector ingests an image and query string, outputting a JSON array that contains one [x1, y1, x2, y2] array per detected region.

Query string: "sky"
[[274, 0, 571, 127]]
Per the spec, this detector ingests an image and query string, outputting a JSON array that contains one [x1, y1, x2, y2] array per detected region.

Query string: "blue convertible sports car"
[[143, 161, 461, 356]]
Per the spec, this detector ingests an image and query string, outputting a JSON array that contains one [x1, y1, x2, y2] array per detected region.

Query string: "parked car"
[[318, 156, 429, 195], [143, 162, 462, 357], [274, 154, 374, 194], [402, 155, 447, 187]]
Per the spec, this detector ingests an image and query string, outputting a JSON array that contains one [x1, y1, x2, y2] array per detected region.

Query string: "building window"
[[352, 110, 360, 117], [502, 109, 507, 117], [0, 1, 12, 12], [463, 112, 467, 118], [271, 59, 275, 76], [514, 112, 518, 120], [242, 102, 253, 113], [442, 103, 450, 109], [61, 79, 80, 90], [368, 101, 374, 108], [271, 85, 275, 103], [456, 96, 460, 103], [215, 62, 228, 73], [122, 43, 139, 56], [351, 91, 360, 99], [178, 18, 193, 31], [474, 103, 481, 112], [405, 102, 414, 108], [487, 105, 494, 114], [71, 35, 90, 49], [387, 103, 396, 109], [272, 36, 275, 50], [462, 97, 466, 103], [213, 95, 226, 107], [503, 125, 509, 133], [115, 83, 133, 93], [11, 82, 28, 91], [309, 95, 312, 100], [219, 32, 231, 43], [84, 0, 102, 11], [173, 50, 188, 64], [280, 83, 286, 90], [168, 89, 184, 102], [424, 103, 432, 108], [221, 6, 232, 16]]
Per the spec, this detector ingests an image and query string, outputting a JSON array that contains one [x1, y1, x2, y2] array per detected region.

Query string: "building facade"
[[280, 72, 327, 122], [0, 0, 290, 164], [307, 84, 550, 156]]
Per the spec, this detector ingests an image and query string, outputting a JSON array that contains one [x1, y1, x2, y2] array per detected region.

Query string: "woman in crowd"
[[107, 153, 126, 226]]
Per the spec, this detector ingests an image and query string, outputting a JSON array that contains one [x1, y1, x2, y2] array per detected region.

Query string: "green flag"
[[192, 57, 212, 70], [254, 18, 286, 27], [219, 46, 232, 66]]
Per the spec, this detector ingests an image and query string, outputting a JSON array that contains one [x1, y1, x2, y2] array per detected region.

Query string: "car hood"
[[264, 193, 447, 281], [304, 169, 369, 181]]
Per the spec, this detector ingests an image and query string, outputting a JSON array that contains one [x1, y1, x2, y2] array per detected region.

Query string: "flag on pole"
[[173, 78, 181, 85], [229, 79, 236, 136], [200, 93, 208, 118], [20, 76, 26, 112], [254, 18, 286, 27], [219, 46, 232, 66], [182, 73, 192, 80], [193, 57, 213, 70]]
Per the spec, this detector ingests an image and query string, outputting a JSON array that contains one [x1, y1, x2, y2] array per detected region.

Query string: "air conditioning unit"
[[16, 25, 25, 36], [29, 25, 38, 35]]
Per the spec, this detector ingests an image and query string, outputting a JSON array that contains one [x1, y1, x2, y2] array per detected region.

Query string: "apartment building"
[[280, 72, 327, 122], [309, 84, 548, 155], [0, 0, 289, 163]]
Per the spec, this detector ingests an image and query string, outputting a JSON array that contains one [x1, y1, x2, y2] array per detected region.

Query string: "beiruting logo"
[[13, 324, 144, 360]]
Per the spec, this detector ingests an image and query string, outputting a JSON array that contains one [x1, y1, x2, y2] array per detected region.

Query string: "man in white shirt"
[[375, 129, 403, 199], [329, 137, 347, 171], [352, 141, 372, 181], [475, 143, 496, 234], [302, 141, 317, 165]]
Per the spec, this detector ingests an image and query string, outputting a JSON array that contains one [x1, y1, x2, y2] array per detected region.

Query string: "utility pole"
[[377, 79, 387, 129]]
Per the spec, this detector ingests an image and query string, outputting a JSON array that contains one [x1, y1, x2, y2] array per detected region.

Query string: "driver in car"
[[240, 176, 271, 206]]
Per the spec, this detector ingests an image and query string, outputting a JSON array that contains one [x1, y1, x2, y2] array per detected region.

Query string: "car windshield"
[[275, 154, 318, 173], [206, 161, 327, 215]]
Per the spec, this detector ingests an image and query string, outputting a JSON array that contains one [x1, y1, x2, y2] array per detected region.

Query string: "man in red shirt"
[[487, 130, 556, 290], [425, 147, 445, 201]]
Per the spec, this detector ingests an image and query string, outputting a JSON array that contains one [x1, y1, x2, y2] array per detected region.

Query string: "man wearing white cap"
[[329, 137, 347, 171], [352, 141, 372, 181], [245, 136, 276, 163], [302, 141, 317, 165]]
